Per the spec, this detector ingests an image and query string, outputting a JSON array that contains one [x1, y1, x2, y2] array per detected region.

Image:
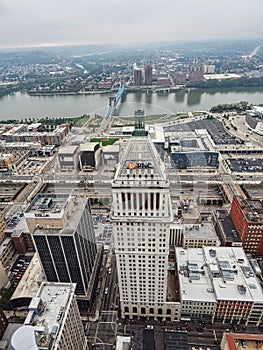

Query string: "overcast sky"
[[0, 0, 262, 48]]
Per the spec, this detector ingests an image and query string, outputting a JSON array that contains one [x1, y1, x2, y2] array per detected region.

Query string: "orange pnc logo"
[[127, 162, 137, 170]]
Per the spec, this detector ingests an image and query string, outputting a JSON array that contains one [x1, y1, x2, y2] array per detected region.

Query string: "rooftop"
[[31, 195, 89, 231], [11, 282, 76, 350], [223, 332, 263, 350], [184, 223, 218, 240], [113, 137, 168, 188], [25, 193, 70, 216], [58, 145, 78, 154], [11, 253, 42, 301], [176, 246, 263, 303], [79, 142, 100, 152], [239, 198, 263, 222], [215, 209, 241, 243]]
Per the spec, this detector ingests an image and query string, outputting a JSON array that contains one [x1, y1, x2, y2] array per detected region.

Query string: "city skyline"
[[0, 0, 263, 49]]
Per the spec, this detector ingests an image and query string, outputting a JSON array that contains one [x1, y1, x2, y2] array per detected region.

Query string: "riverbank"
[[27, 86, 182, 97]]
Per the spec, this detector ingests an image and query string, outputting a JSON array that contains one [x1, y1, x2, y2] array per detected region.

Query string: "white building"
[[176, 246, 263, 325], [11, 282, 86, 350], [183, 223, 219, 248], [111, 137, 180, 320]]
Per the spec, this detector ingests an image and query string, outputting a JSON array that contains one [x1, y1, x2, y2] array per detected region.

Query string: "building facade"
[[176, 246, 263, 326], [133, 67, 143, 86], [230, 197, 263, 257], [58, 145, 79, 172], [144, 64, 153, 86], [26, 194, 100, 310], [111, 137, 179, 320]]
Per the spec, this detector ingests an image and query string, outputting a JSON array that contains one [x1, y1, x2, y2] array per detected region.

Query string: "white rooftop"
[[176, 246, 263, 303], [176, 247, 216, 303], [58, 145, 78, 154], [12, 282, 76, 350], [25, 282, 76, 332], [184, 223, 218, 240]]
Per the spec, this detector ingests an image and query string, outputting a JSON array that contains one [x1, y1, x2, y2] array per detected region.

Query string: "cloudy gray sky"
[[0, 0, 262, 48]]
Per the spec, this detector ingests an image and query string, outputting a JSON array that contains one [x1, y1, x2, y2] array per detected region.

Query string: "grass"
[[90, 137, 119, 146]]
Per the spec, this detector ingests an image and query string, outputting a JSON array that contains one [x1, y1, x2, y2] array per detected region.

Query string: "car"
[[241, 340, 247, 348], [108, 268, 112, 274], [186, 327, 192, 331], [105, 287, 109, 295], [176, 327, 182, 331], [146, 325, 153, 330]]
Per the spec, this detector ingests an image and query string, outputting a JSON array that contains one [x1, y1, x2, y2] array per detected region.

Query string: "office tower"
[[133, 67, 142, 86], [111, 137, 179, 320], [25, 194, 101, 310], [230, 197, 263, 257], [144, 64, 153, 86], [11, 282, 86, 350]]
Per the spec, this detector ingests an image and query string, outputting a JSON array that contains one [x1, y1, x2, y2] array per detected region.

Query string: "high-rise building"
[[11, 282, 86, 350], [230, 197, 263, 257], [188, 65, 204, 83], [175, 71, 187, 85], [133, 67, 142, 86], [144, 64, 153, 86], [25, 194, 101, 310], [111, 137, 180, 320]]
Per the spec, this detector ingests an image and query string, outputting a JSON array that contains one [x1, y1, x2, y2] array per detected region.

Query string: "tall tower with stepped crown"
[[133, 109, 147, 136], [111, 137, 179, 321]]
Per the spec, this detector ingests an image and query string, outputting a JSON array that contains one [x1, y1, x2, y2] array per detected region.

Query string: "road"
[[87, 254, 119, 350]]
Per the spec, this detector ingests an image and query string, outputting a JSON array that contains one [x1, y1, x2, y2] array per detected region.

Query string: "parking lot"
[[11, 255, 33, 289], [92, 213, 112, 246], [227, 158, 263, 172], [0, 182, 26, 205], [164, 119, 238, 145]]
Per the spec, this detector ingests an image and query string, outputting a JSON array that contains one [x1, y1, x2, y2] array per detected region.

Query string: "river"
[[1, 87, 263, 120]]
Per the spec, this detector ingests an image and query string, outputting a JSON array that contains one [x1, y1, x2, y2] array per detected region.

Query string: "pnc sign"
[[127, 161, 153, 170]]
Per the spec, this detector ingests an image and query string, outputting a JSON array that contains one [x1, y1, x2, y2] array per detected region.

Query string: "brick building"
[[230, 197, 263, 257]]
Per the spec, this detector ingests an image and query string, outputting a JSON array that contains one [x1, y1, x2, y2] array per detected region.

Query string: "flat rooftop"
[[25, 193, 69, 216], [176, 246, 263, 303], [25, 282, 75, 330], [32, 195, 89, 233], [58, 145, 78, 154], [184, 223, 217, 240], [239, 198, 263, 222], [11, 253, 42, 300], [79, 142, 99, 152], [215, 209, 241, 243], [16, 282, 77, 349], [224, 332, 263, 350], [176, 247, 216, 303]]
